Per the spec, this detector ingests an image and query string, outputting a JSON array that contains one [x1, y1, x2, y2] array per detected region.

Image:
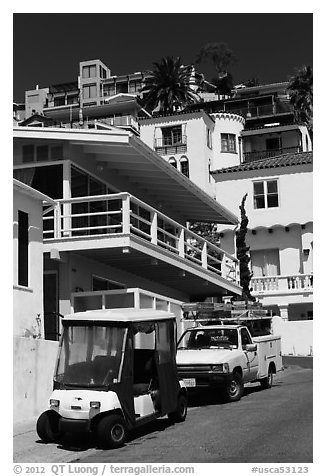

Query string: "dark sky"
[[13, 13, 313, 102]]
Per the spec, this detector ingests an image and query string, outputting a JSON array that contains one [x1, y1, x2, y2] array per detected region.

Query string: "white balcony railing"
[[43, 192, 239, 284], [251, 274, 313, 294]]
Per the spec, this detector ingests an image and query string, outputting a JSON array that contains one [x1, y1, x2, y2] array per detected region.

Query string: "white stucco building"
[[211, 151, 313, 321], [139, 110, 245, 196]]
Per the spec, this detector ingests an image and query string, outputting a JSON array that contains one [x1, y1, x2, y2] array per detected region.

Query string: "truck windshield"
[[178, 328, 238, 349], [54, 325, 127, 388]]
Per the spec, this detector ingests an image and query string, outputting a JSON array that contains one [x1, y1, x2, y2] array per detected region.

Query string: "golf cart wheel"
[[168, 393, 187, 423], [36, 411, 63, 443], [97, 414, 128, 449], [224, 372, 244, 402], [260, 365, 273, 389]]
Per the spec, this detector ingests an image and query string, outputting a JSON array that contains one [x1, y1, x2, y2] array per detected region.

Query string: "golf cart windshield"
[[178, 328, 239, 350], [54, 325, 127, 388]]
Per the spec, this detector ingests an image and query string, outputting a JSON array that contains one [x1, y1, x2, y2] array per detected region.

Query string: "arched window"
[[180, 156, 189, 178], [168, 157, 177, 168]]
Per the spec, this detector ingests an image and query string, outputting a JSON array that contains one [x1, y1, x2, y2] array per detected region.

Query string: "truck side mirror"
[[245, 343, 257, 352]]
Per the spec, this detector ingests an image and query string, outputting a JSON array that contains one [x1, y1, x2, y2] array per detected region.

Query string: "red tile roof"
[[212, 151, 312, 175]]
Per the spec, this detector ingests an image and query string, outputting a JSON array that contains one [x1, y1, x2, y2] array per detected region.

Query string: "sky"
[[13, 12, 313, 102]]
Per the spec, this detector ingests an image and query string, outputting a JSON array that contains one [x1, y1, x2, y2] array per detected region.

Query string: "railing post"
[[178, 228, 185, 258], [202, 242, 208, 269], [151, 211, 158, 245], [122, 194, 131, 234], [53, 203, 61, 239], [221, 253, 227, 280]]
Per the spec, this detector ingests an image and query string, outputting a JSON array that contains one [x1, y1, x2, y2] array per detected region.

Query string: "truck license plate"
[[183, 378, 196, 387]]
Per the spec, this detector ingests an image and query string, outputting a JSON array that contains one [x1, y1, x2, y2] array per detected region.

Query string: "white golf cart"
[[36, 308, 187, 449]]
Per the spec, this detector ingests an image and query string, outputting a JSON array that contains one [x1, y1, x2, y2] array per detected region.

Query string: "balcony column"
[[62, 161, 71, 237], [150, 211, 158, 245], [122, 194, 131, 234], [178, 229, 185, 258], [202, 242, 208, 270], [53, 203, 61, 239], [279, 305, 289, 321]]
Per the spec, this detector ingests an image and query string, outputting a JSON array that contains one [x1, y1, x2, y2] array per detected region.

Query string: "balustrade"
[[251, 274, 313, 293], [43, 192, 239, 284]]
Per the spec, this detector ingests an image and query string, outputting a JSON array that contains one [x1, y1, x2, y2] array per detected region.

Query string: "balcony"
[[252, 274, 313, 296], [43, 192, 240, 295], [94, 115, 139, 132], [225, 102, 292, 119], [243, 146, 302, 163], [154, 136, 187, 155]]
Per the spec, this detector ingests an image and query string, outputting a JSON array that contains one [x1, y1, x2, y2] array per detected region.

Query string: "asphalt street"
[[13, 364, 313, 464]]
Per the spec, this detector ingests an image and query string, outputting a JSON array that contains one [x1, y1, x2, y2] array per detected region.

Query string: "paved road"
[[14, 366, 312, 463]]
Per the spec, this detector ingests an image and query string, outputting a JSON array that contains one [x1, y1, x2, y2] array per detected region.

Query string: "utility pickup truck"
[[177, 324, 282, 402]]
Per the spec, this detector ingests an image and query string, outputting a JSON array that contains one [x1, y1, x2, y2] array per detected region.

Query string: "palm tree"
[[287, 65, 313, 140], [141, 56, 200, 114]]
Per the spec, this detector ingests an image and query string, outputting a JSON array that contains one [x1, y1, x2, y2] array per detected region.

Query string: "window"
[[266, 137, 281, 151], [83, 84, 97, 100], [240, 328, 252, 348], [18, 210, 29, 287], [100, 66, 107, 79], [67, 95, 79, 105], [82, 64, 97, 78], [207, 128, 212, 149], [36, 145, 48, 162], [22, 145, 34, 163], [253, 179, 279, 209], [221, 133, 236, 153], [162, 126, 182, 146], [251, 249, 280, 277], [54, 97, 65, 107], [180, 156, 189, 178], [168, 157, 177, 168], [116, 82, 128, 94]]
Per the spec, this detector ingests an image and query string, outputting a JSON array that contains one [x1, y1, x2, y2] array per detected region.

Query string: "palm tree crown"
[[141, 56, 200, 114], [288, 65, 313, 138]]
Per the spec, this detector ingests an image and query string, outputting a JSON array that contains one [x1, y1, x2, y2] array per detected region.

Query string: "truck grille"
[[177, 364, 212, 372]]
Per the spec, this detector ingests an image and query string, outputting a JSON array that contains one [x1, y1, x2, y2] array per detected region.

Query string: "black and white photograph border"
[[4, 1, 321, 474]]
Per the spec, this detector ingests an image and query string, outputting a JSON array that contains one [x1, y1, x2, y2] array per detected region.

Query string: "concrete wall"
[[13, 187, 45, 337], [13, 337, 59, 423], [272, 316, 313, 356]]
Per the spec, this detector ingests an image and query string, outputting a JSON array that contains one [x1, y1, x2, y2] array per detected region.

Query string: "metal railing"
[[154, 136, 187, 156], [251, 274, 313, 293], [43, 192, 239, 284], [243, 146, 302, 163]]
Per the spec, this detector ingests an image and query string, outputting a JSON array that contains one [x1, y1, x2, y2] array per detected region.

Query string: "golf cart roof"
[[63, 308, 175, 323]]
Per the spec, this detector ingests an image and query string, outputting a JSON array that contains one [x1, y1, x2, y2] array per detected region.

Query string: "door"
[[240, 328, 259, 381], [43, 271, 59, 340]]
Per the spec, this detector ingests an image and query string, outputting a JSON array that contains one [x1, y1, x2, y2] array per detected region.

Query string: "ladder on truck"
[[181, 302, 273, 336]]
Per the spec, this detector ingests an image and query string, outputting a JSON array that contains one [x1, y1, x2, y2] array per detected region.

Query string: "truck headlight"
[[50, 399, 60, 407], [211, 363, 230, 373], [90, 401, 101, 409]]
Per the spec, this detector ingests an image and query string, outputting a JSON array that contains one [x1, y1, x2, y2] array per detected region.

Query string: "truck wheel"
[[260, 366, 273, 389], [168, 394, 187, 423], [224, 372, 244, 402], [97, 414, 128, 449], [36, 411, 63, 443]]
